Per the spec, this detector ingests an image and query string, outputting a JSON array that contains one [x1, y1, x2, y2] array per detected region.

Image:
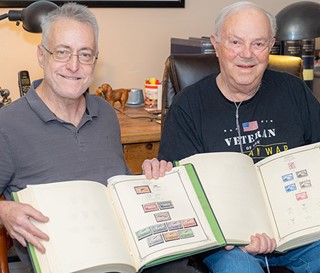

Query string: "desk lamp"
[[0, 0, 58, 33], [276, 1, 320, 90], [0, 0, 58, 100]]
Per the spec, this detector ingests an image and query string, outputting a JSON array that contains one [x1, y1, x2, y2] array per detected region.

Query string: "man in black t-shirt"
[[143, 2, 320, 273]]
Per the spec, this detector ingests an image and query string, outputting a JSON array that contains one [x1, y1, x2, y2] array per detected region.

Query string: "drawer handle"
[[146, 143, 153, 150]]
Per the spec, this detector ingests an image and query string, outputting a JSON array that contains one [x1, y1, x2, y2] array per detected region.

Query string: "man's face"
[[37, 18, 97, 100], [211, 8, 275, 90]]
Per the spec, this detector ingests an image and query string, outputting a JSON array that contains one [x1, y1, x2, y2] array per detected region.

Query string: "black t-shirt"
[[159, 69, 320, 163]]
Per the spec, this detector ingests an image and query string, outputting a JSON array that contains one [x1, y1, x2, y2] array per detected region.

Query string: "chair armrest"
[[0, 195, 12, 273], [268, 55, 303, 79], [0, 225, 10, 273]]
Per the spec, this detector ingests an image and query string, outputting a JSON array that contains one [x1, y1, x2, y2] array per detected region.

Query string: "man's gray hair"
[[40, 2, 99, 50], [214, 1, 277, 42]]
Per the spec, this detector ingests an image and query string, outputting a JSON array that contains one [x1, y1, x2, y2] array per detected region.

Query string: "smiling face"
[[37, 18, 97, 100], [211, 7, 275, 95]]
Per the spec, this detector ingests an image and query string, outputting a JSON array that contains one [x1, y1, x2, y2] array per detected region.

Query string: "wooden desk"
[[116, 105, 161, 174]]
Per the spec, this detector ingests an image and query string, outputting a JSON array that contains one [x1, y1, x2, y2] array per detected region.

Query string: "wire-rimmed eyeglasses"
[[41, 45, 98, 65]]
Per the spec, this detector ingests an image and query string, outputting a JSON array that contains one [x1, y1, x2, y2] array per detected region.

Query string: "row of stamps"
[[146, 228, 195, 247], [136, 218, 198, 241], [282, 169, 308, 182], [142, 200, 174, 213]]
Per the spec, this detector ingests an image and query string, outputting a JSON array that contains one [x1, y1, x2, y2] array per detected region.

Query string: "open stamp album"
[[13, 165, 223, 273], [13, 142, 320, 273]]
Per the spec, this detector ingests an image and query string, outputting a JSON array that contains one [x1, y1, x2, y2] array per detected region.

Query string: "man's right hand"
[[0, 200, 49, 253], [142, 158, 173, 179]]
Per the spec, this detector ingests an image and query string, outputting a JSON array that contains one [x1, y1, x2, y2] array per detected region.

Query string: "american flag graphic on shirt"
[[242, 121, 258, 132]]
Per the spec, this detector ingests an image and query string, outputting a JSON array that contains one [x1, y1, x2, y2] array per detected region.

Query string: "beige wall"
[[0, 0, 314, 101]]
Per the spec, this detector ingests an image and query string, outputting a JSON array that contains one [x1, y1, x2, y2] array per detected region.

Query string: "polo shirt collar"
[[26, 79, 98, 123]]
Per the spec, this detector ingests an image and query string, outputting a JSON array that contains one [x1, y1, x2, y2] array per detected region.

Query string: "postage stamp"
[[157, 200, 174, 210], [166, 220, 183, 231], [147, 234, 164, 247], [136, 227, 152, 240], [285, 183, 297, 193], [154, 211, 171, 222], [134, 185, 151, 194], [150, 223, 168, 234], [163, 231, 180, 242], [181, 218, 198, 228], [179, 228, 194, 239], [142, 202, 159, 213]]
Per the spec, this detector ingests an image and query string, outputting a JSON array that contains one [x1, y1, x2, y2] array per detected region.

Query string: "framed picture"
[[0, 0, 185, 8]]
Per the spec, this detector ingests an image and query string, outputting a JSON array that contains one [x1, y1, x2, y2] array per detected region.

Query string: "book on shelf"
[[301, 38, 315, 90], [282, 40, 302, 57], [281, 39, 316, 90], [170, 37, 215, 55], [270, 40, 282, 55], [13, 142, 320, 273], [315, 49, 320, 72]]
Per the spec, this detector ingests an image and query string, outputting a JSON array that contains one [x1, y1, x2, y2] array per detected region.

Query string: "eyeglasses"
[[220, 37, 273, 55], [41, 45, 98, 65]]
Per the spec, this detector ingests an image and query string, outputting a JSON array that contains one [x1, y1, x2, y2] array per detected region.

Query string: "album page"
[[107, 165, 224, 271], [178, 142, 320, 252]]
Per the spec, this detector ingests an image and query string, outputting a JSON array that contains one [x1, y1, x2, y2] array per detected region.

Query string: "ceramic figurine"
[[96, 83, 131, 111]]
